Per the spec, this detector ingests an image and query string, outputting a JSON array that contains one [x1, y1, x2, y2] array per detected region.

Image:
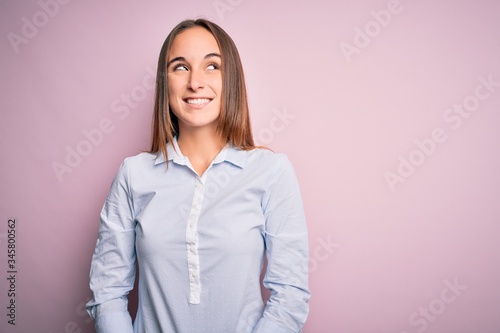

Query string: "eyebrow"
[[167, 53, 221, 68]]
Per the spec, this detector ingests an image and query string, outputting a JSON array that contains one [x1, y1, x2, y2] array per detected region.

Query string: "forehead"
[[168, 27, 220, 60]]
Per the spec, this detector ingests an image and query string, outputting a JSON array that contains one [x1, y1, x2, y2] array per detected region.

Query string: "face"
[[167, 27, 222, 133]]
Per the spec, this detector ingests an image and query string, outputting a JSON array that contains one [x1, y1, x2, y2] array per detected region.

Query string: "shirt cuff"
[[95, 310, 134, 333], [88, 297, 134, 333]]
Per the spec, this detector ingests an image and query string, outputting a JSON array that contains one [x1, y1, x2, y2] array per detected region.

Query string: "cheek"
[[167, 82, 180, 113], [167, 76, 184, 95], [208, 73, 222, 90], [167, 80, 175, 95], [211, 79, 223, 96]]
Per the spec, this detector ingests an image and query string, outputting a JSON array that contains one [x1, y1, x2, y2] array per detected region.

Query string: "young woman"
[[86, 19, 310, 333]]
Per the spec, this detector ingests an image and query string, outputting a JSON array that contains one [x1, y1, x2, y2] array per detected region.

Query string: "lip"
[[183, 97, 213, 108]]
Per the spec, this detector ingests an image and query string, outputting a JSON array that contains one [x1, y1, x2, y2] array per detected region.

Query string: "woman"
[[86, 18, 310, 333]]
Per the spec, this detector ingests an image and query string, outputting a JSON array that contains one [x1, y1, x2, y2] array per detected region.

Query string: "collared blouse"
[[86, 138, 310, 333]]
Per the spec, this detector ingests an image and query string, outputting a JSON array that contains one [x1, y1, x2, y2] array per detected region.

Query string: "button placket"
[[185, 177, 205, 304]]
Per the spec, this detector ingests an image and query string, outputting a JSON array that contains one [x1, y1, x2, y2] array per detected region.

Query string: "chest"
[[133, 164, 267, 264]]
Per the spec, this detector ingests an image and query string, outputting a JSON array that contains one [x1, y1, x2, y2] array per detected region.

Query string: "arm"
[[86, 160, 136, 333], [253, 156, 311, 333]]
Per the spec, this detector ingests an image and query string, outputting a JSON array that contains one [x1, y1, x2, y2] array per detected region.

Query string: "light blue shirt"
[[86, 138, 310, 333]]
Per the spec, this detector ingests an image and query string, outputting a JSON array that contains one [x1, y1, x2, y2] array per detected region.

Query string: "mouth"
[[183, 98, 213, 106]]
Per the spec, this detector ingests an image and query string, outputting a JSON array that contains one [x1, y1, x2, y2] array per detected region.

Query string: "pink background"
[[1, 0, 500, 332]]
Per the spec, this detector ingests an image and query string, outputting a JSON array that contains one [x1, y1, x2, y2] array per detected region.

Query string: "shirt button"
[[191, 272, 197, 279], [190, 247, 196, 254]]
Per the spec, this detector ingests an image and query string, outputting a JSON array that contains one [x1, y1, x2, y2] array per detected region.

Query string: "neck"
[[177, 125, 226, 175]]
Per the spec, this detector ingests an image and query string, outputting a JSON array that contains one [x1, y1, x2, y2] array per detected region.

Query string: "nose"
[[187, 70, 204, 91]]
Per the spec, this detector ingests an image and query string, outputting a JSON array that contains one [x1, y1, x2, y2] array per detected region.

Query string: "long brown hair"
[[149, 19, 255, 161]]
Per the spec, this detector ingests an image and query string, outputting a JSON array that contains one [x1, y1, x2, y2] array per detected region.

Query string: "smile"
[[184, 98, 212, 106]]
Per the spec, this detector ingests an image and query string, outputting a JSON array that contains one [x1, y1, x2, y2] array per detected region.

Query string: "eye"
[[206, 63, 220, 70], [172, 64, 188, 71]]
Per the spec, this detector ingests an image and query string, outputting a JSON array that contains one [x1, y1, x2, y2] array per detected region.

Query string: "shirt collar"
[[154, 137, 246, 168]]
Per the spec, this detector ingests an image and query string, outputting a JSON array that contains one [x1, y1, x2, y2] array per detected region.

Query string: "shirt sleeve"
[[86, 159, 136, 333], [253, 156, 311, 333]]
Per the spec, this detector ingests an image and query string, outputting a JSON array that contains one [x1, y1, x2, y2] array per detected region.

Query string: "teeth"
[[186, 98, 210, 105]]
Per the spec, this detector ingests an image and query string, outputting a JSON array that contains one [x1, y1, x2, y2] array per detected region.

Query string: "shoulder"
[[243, 148, 295, 177], [114, 152, 160, 178], [108, 152, 161, 192], [121, 152, 159, 168]]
